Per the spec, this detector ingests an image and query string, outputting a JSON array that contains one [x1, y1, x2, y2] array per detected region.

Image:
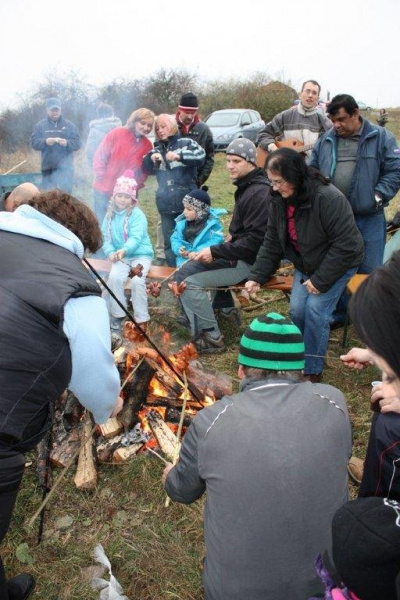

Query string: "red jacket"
[[93, 127, 152, 196]]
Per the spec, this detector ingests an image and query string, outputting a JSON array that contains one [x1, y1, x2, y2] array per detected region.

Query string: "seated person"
[[102, 171, 153, 334]]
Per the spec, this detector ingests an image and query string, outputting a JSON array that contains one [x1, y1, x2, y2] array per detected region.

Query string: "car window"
[[241, 112, 252, 126], [206, 113, 240, 127], [249, 111, 257, 123]]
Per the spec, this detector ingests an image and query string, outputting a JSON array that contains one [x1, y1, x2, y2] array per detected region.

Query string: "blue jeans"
[[355, 212, 386, 274], [290, 267, 358, 375]]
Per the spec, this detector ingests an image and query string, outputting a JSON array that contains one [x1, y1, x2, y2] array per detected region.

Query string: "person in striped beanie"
[[163, 311, 352, 600], [238, 312, 305, 373]]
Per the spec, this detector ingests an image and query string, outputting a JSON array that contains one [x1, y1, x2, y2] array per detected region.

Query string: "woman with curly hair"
[[0, 189, 121, 599]]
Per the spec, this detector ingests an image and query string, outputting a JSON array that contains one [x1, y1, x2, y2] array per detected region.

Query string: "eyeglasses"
[[268, 178, 285, 188]]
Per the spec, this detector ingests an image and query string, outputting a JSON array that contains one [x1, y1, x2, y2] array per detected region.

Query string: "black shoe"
[[176, 311, 190, 327], [7, 573, 36, 600], [153, 258, 166, 266]]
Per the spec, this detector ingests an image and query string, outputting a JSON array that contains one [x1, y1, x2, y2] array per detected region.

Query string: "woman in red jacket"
[[92, 107, 155, 225]]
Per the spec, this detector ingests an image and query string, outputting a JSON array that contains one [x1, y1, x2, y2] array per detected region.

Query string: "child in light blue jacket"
[[171, 187, 226, 268], [102, 170, 154, 332]]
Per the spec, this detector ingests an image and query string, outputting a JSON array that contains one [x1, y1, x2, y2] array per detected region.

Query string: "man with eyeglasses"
[[256, 80, 331, 162]]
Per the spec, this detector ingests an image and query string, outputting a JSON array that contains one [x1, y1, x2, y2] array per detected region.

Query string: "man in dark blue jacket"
[[310, 94, 400, 274], [31, 98, 81, 193]]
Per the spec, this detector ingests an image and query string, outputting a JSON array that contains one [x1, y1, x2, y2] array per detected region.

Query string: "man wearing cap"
[[162, 312, 352, 600], [177, 138, 271, 353], [31, 98, 81, 193]]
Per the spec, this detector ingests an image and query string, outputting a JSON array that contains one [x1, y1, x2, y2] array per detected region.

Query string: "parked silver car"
[[204, 109, 265, 151]]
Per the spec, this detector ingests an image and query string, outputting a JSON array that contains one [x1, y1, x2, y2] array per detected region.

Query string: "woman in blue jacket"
[[143, 114, 205, 266]]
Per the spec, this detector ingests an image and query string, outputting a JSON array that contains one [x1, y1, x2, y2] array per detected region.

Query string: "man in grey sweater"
[[163, 313, 352, 600]]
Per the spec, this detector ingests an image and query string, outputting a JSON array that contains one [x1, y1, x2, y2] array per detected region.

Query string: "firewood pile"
[[36, 322, 232, 491]]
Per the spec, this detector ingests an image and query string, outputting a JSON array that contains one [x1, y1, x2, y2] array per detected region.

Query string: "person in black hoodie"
[[178, 138, 271, 353], [246, 148, 364, 381]]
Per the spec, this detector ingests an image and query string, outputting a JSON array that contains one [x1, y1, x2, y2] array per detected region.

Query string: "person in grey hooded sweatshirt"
[[163, 313, 352, 600], [85, 103, 122, 167]]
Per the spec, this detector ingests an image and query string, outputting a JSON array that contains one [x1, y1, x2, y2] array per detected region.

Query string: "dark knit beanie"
[[226, 138, 257, 165], [179, 92, 198, 110], [183, 186, 211, 207], [332, 497, 400, 600], [238, 312, 305, 370]]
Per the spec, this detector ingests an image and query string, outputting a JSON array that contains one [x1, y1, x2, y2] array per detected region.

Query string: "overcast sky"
[[1, 0, 399, 111]]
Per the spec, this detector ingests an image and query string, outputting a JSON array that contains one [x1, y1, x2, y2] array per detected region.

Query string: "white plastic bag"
[[91, 544, 129, 600]]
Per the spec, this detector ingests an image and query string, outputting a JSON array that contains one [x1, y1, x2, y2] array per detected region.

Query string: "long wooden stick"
[[165, 371, 190, 508], [3, 160, 27, 175]]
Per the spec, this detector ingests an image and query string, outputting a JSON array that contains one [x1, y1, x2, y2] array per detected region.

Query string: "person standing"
[[0, 190, 121, 600], [143, 114, 205, 267], [92, 108, 155, 225], [377, 108, 389, 128], [154, 92, 215, 266], [310, 94, 400, 275], [31, 97, 81, 193], [163, 312, 352, 600], [256, 79, 331, 162], [85, 103, 122, 167]]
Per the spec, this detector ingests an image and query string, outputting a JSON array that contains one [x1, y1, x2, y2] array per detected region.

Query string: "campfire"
[[38, 322, 232, 491]]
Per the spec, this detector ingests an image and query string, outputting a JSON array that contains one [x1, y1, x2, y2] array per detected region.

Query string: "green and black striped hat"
[[238, 312, 305, 371]]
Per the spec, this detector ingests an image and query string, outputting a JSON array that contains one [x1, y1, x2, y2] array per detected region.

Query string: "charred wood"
[[119, 358, 157, 431]]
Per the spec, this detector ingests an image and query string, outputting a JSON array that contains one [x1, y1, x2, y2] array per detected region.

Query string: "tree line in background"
[[0, 68, 297, 152]]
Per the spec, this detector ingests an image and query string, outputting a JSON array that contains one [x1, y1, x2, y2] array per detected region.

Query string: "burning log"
[[97, 418, 124, 439], [166, 407, 193, 426], [63, 391, 84, 429], [147, 410, 179, 461], [113, 443, 143, 463], [187, 362, 232, 400], [74, 412, 97, 490], [119, 358, 157, 430]]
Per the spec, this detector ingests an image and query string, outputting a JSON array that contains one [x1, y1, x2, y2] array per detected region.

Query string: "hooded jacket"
[[171, 208, 227, 266], [176, 111, 215, 185], [0, 206, 120, 450], [85, 116, 122, 166], [101, 205, 154, 259], [249, 182, 364, 292]]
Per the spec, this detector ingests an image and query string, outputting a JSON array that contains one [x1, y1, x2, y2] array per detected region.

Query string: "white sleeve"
[[63, 295, 120, 423]]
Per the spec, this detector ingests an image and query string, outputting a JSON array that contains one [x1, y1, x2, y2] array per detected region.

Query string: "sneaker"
[[347, 456, 364, 484], [218, 307, 241, 327], [7, 573, 36, 600], [195, 331, 226, 354]]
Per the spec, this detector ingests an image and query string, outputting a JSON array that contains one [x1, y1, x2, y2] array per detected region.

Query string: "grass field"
[[2, 110, 400, 599]]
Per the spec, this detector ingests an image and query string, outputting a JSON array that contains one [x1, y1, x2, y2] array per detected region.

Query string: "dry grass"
[[3, 114, 400, 599]]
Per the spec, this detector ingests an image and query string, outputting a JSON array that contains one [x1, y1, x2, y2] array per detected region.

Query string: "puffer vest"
[[0, 231, 101, 452]]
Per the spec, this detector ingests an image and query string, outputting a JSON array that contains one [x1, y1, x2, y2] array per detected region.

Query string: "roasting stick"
[[165, 370, 190, 508], [120, 357, 144, 392], [147, 447, 169, 465], [3, 159, 27, 175]]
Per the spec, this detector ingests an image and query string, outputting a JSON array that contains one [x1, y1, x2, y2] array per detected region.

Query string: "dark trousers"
[[0, 451, 26, 600], [359, 411, 400, 500], [160, 213, 180, 267], [41, 167, 73, 194]]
